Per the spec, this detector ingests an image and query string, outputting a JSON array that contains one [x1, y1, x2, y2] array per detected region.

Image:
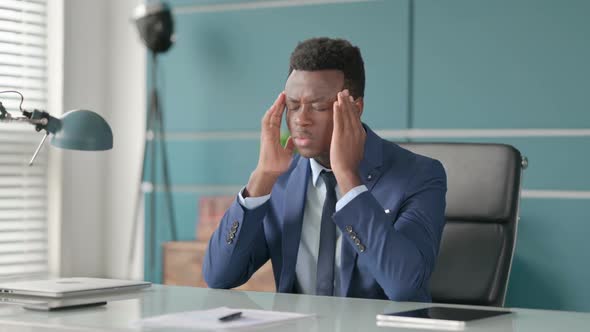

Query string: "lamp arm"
[[29, 133, 49, 166], [26, 109, 61, 134], [0, 114, 53, 167], [0, 91, 60, 133], [0, 115, 48, 126], [0, 99, 60, 167]]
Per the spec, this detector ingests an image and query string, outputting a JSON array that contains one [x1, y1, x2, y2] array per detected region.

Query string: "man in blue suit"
[[203, 37, 447, 302]]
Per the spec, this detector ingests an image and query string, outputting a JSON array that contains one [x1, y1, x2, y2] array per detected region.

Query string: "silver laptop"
[[0, 277, 151, 298]]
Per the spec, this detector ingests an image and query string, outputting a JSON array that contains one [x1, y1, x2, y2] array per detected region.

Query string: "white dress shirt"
[[238, 159, 367, 295]]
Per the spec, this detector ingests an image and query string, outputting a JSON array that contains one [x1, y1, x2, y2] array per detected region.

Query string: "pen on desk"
[[218, 311, 242, 322]]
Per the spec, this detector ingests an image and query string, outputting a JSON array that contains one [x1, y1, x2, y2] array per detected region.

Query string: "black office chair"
[[399, 142, 526, 307]]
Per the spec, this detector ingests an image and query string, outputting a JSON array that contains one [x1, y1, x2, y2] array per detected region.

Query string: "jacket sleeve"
[[333, 159, 447, 301], [202, 196, 271, 289]]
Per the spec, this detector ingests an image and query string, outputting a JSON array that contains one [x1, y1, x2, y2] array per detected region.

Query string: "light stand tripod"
[[129, 2, 176, 279], [128, 52, 177, 280]]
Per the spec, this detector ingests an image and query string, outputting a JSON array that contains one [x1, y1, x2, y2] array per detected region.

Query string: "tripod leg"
[[154, 91, 177, 241], [149, 89, 158, 276], [127, 88, 158, 279]]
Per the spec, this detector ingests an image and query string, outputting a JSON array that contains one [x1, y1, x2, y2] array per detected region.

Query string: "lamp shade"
[[50, 110, 113, 151]]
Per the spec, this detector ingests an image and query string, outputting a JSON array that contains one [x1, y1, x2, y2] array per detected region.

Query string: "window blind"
[[0, 0, 48, 278]]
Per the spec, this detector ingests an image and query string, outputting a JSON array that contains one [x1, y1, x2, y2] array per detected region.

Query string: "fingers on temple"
[[264, 92, 285, 128], [271, 92, 285, 127], [337, 91, 352, 130]]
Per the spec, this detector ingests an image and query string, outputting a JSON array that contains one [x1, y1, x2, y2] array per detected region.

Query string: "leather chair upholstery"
[[399, 142, 525, 307]]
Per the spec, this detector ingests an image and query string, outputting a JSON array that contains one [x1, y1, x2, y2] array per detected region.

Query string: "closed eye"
[[286, 100, 334, 112], [286, 101, 300, 111]]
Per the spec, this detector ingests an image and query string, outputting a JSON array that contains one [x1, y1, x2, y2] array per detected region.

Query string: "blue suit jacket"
[[203, 125, 447, 302]]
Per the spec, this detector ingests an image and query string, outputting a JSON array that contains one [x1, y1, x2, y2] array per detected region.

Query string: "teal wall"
[[144, 0, 590, 312]]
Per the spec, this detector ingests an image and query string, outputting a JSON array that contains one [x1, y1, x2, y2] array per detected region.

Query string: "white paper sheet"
[[133, 306, 314, 330]]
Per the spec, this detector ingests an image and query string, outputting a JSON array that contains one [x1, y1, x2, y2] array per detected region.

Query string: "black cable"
[[0, 90, 25, 113]]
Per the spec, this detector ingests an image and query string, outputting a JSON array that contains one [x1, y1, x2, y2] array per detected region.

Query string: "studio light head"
[[133, 2, 174, 54]]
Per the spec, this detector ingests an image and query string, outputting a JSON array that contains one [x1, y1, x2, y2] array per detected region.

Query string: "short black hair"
[[288, 37, 365, 98]]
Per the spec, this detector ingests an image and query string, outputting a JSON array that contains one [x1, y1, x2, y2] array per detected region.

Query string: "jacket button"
[[345, 225, 353, 233], [358, 244, 366, 252], [354, 238, 361, 245]]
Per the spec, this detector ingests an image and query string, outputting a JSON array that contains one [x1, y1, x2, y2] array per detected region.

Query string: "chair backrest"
[[398, 142, 524, 307]]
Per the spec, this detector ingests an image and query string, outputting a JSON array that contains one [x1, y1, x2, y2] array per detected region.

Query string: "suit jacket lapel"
[[340, 124, 384, 296], [278, 157, 310, 293]]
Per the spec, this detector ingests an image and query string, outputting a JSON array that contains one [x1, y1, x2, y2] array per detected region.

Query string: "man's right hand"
[[245, 92, 295, 197]]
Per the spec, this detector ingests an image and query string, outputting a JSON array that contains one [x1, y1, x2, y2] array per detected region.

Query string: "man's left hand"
[[330, 89, 366, 195]]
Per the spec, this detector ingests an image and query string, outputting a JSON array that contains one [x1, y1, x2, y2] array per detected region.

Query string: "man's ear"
[[355, 97, 364, 117]]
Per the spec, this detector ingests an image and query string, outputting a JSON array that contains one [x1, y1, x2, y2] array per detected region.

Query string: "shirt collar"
[[309, 158, 332, 187]]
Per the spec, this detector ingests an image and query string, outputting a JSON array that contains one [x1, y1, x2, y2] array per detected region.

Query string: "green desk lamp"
[[0, 90, 113, 165]]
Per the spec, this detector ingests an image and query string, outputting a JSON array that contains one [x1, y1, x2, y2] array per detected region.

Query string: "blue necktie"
[[316, 170, 337, 296]]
